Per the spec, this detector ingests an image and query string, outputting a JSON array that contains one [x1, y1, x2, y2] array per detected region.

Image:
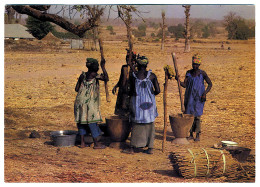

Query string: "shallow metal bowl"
[[50, 130, 78, 147]]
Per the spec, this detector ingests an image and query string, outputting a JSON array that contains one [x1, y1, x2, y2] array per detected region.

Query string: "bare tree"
[[160, 10, 167, 50], [11, 5, 104, 38], [5, 5, 16, 23], [182, 5, 191, 52], [117, 5, 135, 64], [223, 12, 237, 40]]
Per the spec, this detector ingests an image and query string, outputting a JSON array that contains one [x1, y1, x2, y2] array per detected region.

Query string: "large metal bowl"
[[50, 130, 78, 147]]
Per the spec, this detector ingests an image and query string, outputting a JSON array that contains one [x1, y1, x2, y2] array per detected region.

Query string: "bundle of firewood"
[[169, 148, 255, 181]]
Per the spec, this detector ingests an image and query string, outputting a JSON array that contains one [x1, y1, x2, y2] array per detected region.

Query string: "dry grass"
[[4, 28, 255, 182]]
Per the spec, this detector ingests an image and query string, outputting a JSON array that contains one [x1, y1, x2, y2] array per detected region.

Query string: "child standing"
[[74, 58, 108, 149]]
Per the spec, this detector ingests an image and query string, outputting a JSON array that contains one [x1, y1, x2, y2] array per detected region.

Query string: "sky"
[[102, 5, 255, 20], [47, 4, 255, 20], [137, 5, 255, 20], [2, 1, 256, 20]]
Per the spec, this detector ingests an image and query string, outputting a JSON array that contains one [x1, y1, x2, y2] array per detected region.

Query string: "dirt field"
[[4, 33, 255, 182]]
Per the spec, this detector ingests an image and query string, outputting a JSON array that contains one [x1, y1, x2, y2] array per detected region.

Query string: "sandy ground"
[[4, 37, 255, 183]]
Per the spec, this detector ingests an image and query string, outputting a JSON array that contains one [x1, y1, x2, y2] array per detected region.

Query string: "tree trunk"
[[161, 11, 166, 51], [183, 5, 191, 53], [6, 6, 16, 24], [97, 21, 110, 102]]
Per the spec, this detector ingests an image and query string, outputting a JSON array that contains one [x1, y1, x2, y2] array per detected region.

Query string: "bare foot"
[[93, 144, 106, 149], [121, 148, 134, 154]]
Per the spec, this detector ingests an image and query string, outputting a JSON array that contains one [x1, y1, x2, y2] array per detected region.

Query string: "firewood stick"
[[162, 69, 169, 152], [171, 53, 185, 113]]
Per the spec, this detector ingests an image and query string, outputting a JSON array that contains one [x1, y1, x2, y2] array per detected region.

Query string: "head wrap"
[[192, 54, 202, 64], [137, 56, 149, 66], [86, 58, 99, 69]]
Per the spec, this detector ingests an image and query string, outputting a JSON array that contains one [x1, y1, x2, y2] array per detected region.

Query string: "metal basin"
[[50, 130, 78, 147]]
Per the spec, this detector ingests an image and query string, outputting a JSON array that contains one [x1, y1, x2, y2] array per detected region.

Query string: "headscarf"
[[86, 58, 99, 69], [137, 56, 149, 66], [192, 54, 202, 64]]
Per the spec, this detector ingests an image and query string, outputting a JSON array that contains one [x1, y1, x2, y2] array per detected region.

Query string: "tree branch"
[[12, 5, 100, 37]]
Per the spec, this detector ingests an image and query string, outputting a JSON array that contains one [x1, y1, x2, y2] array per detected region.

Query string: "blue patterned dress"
[[184, 70, 205, 117], [129, 70, 158, 148], [130, 70, 158, 123]]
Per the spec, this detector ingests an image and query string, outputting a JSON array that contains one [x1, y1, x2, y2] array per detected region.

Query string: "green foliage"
[[4, 13, 17, 24], [84, 30, 94, 39], [133, 23, 147, 37], [249, 26, 255, 38], [168, 24, 185, 39], [190, 21, 217, 39], [106, 25, 113, 32], [190, 20, 205, 38], [202, 25, 210, 38], [133, 29, 146, 37], [207, 22, 217, 37], [233, 19, 250, 40], [224, 13, 254, 40], [74, 20, 81, 26], [52, 28, 80, 39], [106, 25, 116, 35], [25, 16, 54, 40], [156, 29, 169, 38], [149, 22, 160, 30], [138, 23, 147, 32], [151, 33, 156, 37]]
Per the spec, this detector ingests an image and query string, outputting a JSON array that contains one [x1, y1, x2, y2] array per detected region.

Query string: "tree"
[[168, 24, 185, 39], [11, 5, 104, 38], [224, 12, 253, 40], [233, 19, 250, 40], [202, 25, 210, 38], [208, 22, 217, 37], [224, 12, 238, 40], [117, 5, 136, 66], [51, 28, 80, 39], [183, 5, 191, 52], [106, 25, 116, 35], [5, 6, 16, 23], [190, 20, 204, 38], [26, 16, 54, 39], [133, 23, 147, 37], [160, 11, 166, 50]]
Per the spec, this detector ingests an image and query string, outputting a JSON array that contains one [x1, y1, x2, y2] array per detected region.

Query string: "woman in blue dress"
[[176, 54, 212, 141], [124, 56, 160, 154]]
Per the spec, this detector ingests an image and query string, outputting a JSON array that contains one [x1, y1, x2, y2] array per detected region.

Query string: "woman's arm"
[[151, 73, 160, 95], [112, 66, 125, 94], [202, 71, 212, 95], [75, 74, 84, 92], [99, 59, 109, 82], [175, 72, 188, 88], [128, 72, 135, 96]]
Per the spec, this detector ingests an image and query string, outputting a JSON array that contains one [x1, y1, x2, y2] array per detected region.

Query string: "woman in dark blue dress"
[[176, 54, 212, 141]]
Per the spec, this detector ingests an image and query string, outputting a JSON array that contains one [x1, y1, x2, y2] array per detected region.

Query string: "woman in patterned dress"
[[74, 58, 108, 148], [124, 56, 160, 154]]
